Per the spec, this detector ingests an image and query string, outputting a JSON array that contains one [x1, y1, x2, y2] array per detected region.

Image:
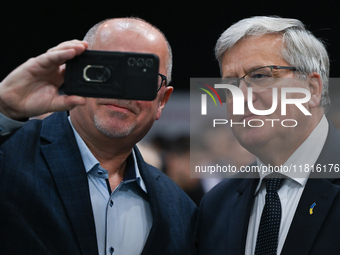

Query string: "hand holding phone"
[[0, 40, 88, 120]]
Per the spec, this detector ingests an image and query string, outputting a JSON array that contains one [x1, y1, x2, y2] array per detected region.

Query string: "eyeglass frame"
[[223, 65, 299, 88], [157, 73, 167, 92]]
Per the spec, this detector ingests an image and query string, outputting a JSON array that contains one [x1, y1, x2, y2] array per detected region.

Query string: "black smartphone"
[[59, 50, 160, 100]]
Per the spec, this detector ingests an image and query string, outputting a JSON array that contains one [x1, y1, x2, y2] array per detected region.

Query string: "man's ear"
[[156, 86, 173, 120], [307, 72, 323, 109]]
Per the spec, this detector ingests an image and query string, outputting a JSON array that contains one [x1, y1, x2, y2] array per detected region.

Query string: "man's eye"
[[249, 73, 270, 79]]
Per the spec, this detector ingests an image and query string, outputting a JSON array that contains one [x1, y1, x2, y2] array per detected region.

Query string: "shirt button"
[[109, 247, 114, 254], [110, 200, 114, 207]]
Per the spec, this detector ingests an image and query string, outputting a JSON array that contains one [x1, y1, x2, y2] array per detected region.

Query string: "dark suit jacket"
[[197, 121, 340, 255], [0, 111, 197, 255]]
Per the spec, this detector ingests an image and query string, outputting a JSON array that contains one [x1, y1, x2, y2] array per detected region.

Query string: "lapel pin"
[[309, 202, 316, 215]]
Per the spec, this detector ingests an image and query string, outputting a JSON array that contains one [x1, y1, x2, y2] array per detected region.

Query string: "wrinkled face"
[[221, 34, 314, 153], [70, 20, 172, 143]]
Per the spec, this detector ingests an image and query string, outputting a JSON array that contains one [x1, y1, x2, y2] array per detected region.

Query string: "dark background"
[[1, 0, 340, 89]]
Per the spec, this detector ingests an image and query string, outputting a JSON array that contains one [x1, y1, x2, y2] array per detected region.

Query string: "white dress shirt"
[[245, 115, 329, 255]]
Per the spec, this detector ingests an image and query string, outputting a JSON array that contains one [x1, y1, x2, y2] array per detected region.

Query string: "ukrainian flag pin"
[[310, 202, 316, 215]]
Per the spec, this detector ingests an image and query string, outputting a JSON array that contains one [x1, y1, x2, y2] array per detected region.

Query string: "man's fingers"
[[47, 40, 88, 54], [36, 40, 88, 68], [0, 40, 89, 120], [37, 48, 82, 69], [52, 95, 87, 112]]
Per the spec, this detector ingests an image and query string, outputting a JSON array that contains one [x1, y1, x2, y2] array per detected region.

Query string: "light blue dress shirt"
[[69, 117, 153, 255]]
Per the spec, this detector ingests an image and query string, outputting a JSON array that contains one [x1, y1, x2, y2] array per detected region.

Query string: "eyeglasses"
[[222, 65, 298, 97], [158, 73, 167, 92]]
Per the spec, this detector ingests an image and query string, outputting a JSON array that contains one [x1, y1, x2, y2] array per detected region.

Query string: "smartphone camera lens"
[[137, 58, 145, 66], [128, 58, 136, 66], [145, 59, 153, 67]]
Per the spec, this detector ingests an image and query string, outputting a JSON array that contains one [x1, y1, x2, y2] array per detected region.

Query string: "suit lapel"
[[134, 146, 194, 254], [133, 146, 167, 254], [282, 121, 340, 254], [281, 178, 340, 254], [230, 175, 259, 254], [40, 112, 98, 255]]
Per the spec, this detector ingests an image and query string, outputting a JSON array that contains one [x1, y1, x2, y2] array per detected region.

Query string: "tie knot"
[[264, 173, 284, 192]]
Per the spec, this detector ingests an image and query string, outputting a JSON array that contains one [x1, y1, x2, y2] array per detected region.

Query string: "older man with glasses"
[[197, 16, 340, 255]]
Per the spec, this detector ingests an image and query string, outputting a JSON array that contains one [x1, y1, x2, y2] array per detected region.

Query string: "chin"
[[94, 118, 135, 138], [234, 127, 272, 152]]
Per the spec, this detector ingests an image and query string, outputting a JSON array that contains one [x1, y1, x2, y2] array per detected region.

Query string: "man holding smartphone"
[[0, 18, 197, 255]]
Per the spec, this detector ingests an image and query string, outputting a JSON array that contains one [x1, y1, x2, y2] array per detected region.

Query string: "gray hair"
[[215, 16, 330, 109], [84, 18, 173, 84]]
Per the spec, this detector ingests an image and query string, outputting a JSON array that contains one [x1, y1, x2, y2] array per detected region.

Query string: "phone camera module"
[[137, 58, 145, 66], [128, 57, 136, 66], [145, 59, 154, 67]]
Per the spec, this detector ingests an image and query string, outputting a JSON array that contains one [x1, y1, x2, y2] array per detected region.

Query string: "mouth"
[[98, 99, 138, 114]]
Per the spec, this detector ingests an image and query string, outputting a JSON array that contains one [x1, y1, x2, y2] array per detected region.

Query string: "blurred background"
[[2, 0, 340, 205]]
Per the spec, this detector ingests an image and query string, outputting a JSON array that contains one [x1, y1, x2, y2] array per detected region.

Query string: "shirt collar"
[[68, 116, 147, 193], [255, 115, 329, 194]]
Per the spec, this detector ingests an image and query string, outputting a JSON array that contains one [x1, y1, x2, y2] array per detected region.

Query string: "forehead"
[[221, 34, 287, 77], [90, 20, 168, 71]]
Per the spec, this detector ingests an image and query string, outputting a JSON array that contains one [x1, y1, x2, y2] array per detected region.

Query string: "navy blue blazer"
[[0, 111, 197, 255], [197, 121, 340, 255]]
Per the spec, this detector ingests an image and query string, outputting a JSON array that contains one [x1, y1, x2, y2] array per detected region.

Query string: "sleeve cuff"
[[0, 112, 26, 136]]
